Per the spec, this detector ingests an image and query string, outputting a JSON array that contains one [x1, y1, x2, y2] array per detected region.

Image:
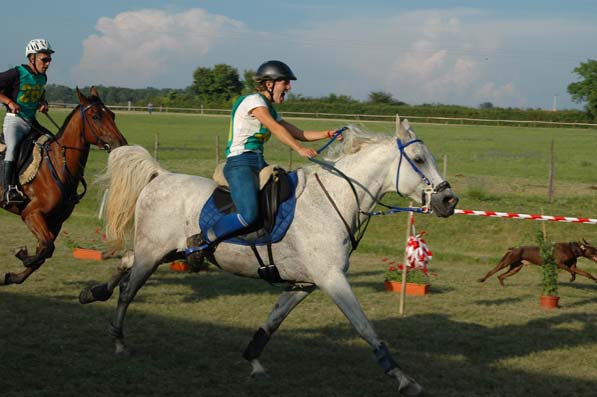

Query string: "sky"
[[3, 0, 596, 110]]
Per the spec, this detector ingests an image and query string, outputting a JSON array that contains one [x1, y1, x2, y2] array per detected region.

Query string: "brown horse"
[[0, 86, 127, 286]]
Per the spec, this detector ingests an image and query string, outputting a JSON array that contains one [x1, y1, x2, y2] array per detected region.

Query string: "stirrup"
[[185, 233, 211, 272], [5, 186, 25, 204]]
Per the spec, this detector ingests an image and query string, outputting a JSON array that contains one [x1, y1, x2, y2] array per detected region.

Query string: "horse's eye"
[[92, 113, 101, 120], [413, 155, 425, 164]]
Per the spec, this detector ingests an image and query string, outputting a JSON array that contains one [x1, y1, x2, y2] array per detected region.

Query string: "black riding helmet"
[[254, 60, 297, 81]]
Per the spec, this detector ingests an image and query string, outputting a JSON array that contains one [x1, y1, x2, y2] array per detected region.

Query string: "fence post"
[[288, 148, 293, 171], [548, 139, 555, 203], [399, 203, 414, 316], [443, 154, 448, 179]]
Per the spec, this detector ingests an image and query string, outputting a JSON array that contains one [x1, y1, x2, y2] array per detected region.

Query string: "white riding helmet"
[[25, 39, 55, 56]]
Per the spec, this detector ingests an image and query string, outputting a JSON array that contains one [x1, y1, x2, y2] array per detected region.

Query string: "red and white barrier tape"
[[454, 209, 597, 224]]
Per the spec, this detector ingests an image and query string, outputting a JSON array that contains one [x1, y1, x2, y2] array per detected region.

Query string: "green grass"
[[1, 109, 596, 396]]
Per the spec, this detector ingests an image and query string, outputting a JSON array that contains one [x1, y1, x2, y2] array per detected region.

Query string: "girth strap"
[[251, 244, 285, 284]]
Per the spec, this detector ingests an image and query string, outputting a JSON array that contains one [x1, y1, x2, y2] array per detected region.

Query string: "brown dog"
[[478, 239, 597, 286]]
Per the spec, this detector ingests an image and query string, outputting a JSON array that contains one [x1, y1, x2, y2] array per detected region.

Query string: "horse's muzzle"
[[429, 182, 458, 217]]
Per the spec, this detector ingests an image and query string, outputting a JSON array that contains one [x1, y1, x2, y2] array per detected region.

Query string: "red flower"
[[388, 265, 396, 271]]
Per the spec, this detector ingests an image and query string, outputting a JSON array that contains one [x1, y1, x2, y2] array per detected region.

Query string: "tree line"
[[45, 60, 597, 124]]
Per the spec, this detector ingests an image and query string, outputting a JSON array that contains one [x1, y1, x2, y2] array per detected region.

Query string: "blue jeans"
[[207, 152, 267, 242]]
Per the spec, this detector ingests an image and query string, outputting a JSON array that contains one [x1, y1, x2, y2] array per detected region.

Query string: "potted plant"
[[384, 264, 430, 295], [537, 231, 559, 309]]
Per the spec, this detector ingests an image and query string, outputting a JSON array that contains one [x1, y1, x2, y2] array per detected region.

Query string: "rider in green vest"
[[0, 39, 54, 206]]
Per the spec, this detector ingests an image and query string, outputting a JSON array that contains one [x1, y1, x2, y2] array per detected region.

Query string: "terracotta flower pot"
[[170, 262, 190, 272], [539, 295, 559, 309], [72, 248, 104, 261], [384, 280, 430, 295]]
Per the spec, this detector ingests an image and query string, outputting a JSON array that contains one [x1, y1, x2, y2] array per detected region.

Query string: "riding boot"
[[4, 161, 24, 204], [185, 233, 212, 272]]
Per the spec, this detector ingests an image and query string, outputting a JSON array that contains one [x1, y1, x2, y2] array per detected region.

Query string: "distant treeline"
[[45, 84, 592, 125]]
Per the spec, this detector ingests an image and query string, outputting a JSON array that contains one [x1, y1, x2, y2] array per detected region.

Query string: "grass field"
[[1, 108, 596, 396]]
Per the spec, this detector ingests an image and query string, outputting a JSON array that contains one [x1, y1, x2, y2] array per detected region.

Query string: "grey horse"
[[81, 119, 458, 395]]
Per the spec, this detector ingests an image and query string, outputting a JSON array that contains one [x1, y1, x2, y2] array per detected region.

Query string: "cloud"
[[72, 8, 246, 87], [70, 6, 595, 108]]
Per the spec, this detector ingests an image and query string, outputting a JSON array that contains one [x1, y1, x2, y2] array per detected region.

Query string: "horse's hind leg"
[[79, 251, 134, 304], [109, 254, 159, 355], [243, 283, 316, 379], [317, 271, 422, 396]]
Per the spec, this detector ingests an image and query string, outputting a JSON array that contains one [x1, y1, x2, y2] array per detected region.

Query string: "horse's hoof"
[[115, 340, 132, 357], [80, 284, 111, 304], [477, 278, 484, 283], [14, 246, 28, 260], [399, 378, 423, 396], [249, 371, 270, 380], [79, 288, 95, 304]]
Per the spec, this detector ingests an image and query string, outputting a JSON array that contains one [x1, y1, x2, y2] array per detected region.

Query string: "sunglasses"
[[39, 57, 52, 63]]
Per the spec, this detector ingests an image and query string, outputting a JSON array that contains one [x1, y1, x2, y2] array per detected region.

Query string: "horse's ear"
[[396, 114, 411, 140], [582, 238, 589, 246], [90, 86, 100, 98], [76, 86, 88, 104]]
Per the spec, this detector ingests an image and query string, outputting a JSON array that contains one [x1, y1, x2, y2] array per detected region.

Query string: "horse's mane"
[[323, 124, 391, 162]]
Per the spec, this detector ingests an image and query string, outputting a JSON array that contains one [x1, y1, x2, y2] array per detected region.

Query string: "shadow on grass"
[[474, 297, 525, 306], [1, 285, 596, 397]]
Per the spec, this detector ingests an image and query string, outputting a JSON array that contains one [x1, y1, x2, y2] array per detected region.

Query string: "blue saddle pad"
[[199, 171, 298, 246]]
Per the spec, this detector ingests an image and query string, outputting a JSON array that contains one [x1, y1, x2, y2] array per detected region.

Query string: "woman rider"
[[0, 39, 54, 206], [186, 60, 336, 266]]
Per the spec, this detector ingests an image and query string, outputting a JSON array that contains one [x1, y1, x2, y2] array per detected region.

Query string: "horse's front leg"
[[109, 252, 160, 355], [1, 211, 55, 286], [79, 251, 134, 304], [317, 271, 423, 396], [243, 283, 316, 378]]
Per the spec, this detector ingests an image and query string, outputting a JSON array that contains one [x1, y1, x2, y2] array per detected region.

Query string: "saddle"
[[209, 165, 294, 238], [199, 165, 300, 284]]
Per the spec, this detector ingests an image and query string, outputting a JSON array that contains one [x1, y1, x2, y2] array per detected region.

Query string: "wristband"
[[327, 130, 333, 138]]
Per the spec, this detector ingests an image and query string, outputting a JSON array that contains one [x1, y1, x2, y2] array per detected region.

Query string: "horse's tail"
[[98, 145, 167, 250]]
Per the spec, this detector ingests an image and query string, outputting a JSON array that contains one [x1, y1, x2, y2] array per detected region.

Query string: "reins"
[[309, 127, 444, 252], [14, 103, 107, 204]]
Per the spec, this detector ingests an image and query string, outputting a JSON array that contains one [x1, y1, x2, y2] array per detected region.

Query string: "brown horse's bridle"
[[78, 102, 115, 152]]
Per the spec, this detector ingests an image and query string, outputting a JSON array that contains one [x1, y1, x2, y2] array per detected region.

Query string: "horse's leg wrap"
[[117, 271, 132, 304], [91, 284, 111, 301], [80, 283, 112, 304], [373, 343, 399, 374], [109, 322, 124, 339], [243, 327, 270, 361]]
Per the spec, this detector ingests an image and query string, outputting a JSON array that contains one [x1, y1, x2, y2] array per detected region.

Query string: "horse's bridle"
[[79, 102, 114, 152], [311, 132, 452, 251], [395, 134, 451, 209]]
